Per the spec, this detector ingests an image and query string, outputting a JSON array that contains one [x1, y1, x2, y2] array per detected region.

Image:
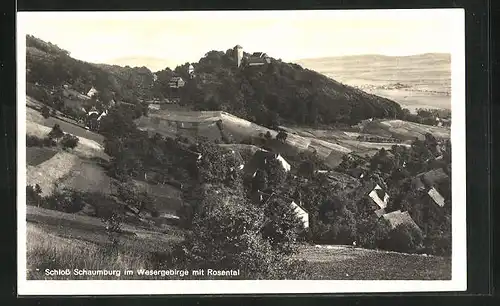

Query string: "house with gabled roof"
[[87, 86, 98, 98], [254, 191, 309, 229], [243, 149, 291, 178], [169, 76, 185, 88], [412, 168, 450, 207], [348, 179, 390, 217], [381, 210, 421, 233]]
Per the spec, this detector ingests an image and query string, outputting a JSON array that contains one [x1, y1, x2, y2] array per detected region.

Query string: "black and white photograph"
[[17, 9, 466, 295]]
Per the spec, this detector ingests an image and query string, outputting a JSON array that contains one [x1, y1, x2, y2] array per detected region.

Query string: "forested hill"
[[26, 35, 403, 127], [26, 35, 156, 104], [173, 50, 403, 127]]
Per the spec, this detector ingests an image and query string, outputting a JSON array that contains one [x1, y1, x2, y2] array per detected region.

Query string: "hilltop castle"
[[233, 45, 271, 68]]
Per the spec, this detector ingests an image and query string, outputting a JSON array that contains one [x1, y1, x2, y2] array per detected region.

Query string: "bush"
[[423, 216, 451, 256], [26, 135, 56, 147], [60, 133, 79, 149], [43, 189, 86, 213], [101, 211, 125, 255], [48, 124, 64, 140], [260, 196, 304, 255], [41, 105, 51, 118], [384, 223, 424, 253], [174, 187, 306, 279], [356, 217, 392, 249], [26, 184, 43, 206]]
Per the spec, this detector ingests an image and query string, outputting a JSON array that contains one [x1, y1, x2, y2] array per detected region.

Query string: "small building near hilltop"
[[168, 76, 185, 88], [87, 86, 98, 98]]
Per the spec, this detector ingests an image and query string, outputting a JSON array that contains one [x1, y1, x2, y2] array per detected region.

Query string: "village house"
[[349, 180, 390, 217], [435, 117, 451, 127], [169, 76, 185, 88], [87, 86, 98, 98], [254, 191, 310, 229], [243, 149, 291, 178], [412, 168, 450, 208], [381, 210, 421, 233]]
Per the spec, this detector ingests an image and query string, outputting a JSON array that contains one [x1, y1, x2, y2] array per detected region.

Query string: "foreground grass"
[[27, 224, 164, 280], [296, 245, 451, 280], [27, 223, 451, 281]]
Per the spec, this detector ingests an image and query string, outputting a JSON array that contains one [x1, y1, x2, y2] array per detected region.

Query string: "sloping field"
[[26, 151, 80, 197], [138, 110, 357, 167], [26, 206, 184, 252], [136, 115, 222, 141], [372, 119, 450, 140], [26, 120, 108, 161], [296, 245, 451, 280], [56, 158, 114, 195], [133, 180, 184, 215], [26, 147, 58, 166]]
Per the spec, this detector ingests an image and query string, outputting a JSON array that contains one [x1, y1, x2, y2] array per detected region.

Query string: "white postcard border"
[[17, 9, 467, 295]]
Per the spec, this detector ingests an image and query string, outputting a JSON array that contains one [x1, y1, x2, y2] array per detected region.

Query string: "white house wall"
[[291, 201, 309, 229], [428, 187, 445, 207], [368, 184, 389, 210], [276, 154, 291, 172]]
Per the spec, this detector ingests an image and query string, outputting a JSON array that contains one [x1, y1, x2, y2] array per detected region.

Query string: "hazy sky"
[[19, 10, 463, 71]]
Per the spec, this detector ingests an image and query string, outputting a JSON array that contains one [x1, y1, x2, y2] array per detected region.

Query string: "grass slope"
[[26, 214, 450, 280], [296, 245, 451, 280]]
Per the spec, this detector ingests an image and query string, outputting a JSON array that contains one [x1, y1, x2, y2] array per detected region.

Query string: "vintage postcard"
[[17, 9, 466, 295]]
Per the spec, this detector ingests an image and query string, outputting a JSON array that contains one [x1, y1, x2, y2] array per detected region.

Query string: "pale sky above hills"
[[19, 9, 463, 72]]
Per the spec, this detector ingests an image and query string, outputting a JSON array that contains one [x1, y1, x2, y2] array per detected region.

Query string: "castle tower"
[[234, 45, 243, 67], [188, 64, 195, 79]]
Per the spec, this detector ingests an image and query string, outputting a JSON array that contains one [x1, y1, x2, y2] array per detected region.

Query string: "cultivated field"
[[26, 147, 58, 166], [26, 151, 80, 197], [136, 110, 416, 168]]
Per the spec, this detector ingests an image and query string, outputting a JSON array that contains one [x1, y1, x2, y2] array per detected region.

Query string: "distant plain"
[[296, 53, 451, 112]]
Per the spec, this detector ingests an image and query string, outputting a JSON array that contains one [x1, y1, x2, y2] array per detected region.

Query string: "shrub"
[[356, 216, 392, 249], [423, 216, 451, 256], [384, 223, 424, 253], [26, 184, 43, 206], [43, 189, 86, 213], [260, 196, 304, 255], [265, 131, 272, 140], [276, 131, 288, 142], [48, 124, 64, 140], [101, 211, 125, 255], [60, 133, 79, 149], [174, 186, 306, 279], [41, 105, 50, 118], [26, 135, 56, 147]]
